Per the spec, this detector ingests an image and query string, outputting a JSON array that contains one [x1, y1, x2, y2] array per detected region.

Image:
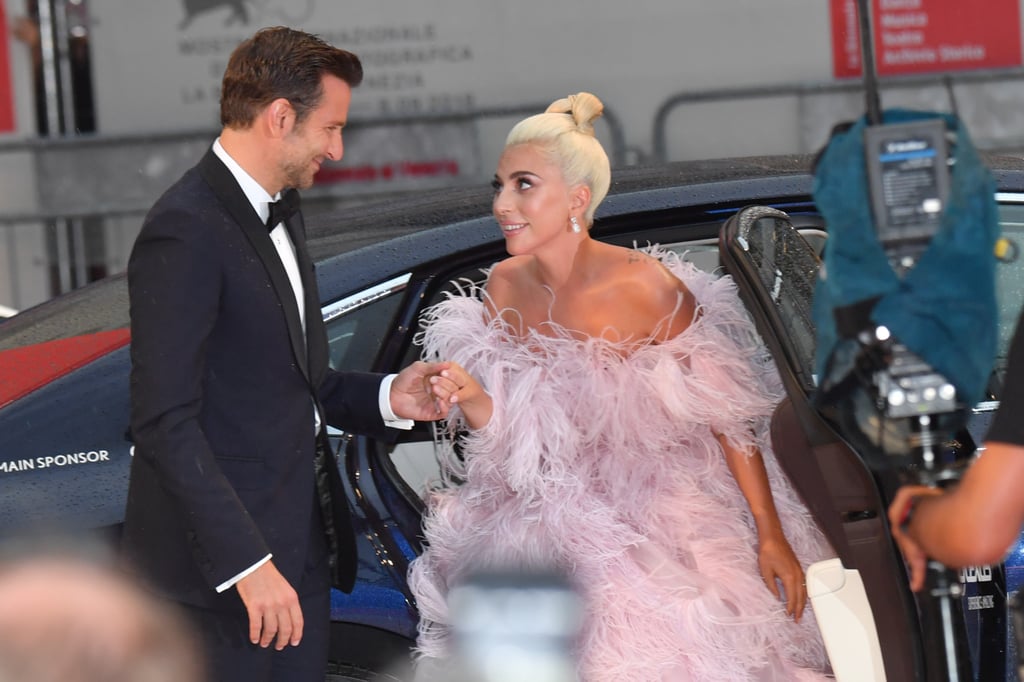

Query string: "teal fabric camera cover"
[[812, 109, 1000, 407]]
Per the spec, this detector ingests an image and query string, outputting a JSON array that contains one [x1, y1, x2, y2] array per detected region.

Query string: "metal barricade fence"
[[651, 67, 1024, 164]]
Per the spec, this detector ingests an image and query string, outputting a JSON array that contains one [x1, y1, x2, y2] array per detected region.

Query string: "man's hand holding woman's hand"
[[389, 361, 456, 421], [389, 361, 492, 429], [426, 362, 493, 430]]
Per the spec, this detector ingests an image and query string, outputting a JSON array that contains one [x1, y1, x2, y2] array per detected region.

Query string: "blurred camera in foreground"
[[438, 569, 583, 682]]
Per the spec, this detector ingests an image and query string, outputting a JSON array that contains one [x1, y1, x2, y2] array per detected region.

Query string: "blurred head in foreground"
[[0, 550, 205, 682]]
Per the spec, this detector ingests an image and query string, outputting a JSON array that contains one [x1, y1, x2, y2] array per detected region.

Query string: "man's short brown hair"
[[220, 26, 363, 129]]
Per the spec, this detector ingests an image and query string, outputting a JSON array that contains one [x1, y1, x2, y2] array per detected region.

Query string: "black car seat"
[[719, 205, 924, 681]]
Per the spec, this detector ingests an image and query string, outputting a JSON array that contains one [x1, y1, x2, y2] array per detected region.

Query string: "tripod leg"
[[918, 561, 973, 681]]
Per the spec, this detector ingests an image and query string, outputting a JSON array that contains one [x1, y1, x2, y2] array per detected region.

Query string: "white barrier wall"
[[86, 1, 1024, 171], [86, 1, 839, 161]]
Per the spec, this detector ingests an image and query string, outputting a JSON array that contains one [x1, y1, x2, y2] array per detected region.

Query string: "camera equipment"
[[864, 118, 951, 277], [812, 1, 1001, 680], [446, 569, 583, 682]]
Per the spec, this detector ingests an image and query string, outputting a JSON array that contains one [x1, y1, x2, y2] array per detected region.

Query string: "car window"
[[319, 273, 444, 509], [661, 229, 825, 271], [720, 208, 821, 393], [322, 274, 410, 372]]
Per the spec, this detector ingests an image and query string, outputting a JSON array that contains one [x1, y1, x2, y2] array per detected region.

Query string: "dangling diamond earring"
[[570, 216, 582, 233]]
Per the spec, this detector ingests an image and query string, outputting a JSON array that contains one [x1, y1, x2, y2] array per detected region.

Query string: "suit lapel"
[[283, 209, 329, 388], [197, 151, 312, 381]]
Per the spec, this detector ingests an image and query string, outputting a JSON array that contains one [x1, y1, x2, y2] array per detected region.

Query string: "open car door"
[[719, 205, 926, 681]]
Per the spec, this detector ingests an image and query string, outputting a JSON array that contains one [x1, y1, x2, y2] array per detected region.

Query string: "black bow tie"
[[266, 189, 300, 232]]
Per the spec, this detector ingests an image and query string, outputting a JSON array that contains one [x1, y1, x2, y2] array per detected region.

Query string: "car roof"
[[306, 154, 832, 298], [306, 152, 1024, 260], [3, 155, 823, 344], [305, 154, 819, 260], [307, 151, 1024, 301], [7, 152, 1024, 335]]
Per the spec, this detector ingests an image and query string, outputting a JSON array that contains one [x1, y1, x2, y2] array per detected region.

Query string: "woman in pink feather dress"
[[410, 92, 835, 681]]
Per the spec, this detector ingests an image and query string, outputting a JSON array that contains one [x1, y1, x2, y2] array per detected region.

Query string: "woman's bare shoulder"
[[606, 247, 687, 294], [605, 248, 698, 339], [484, 257, 532, 316], [487, 256, 526, 279], [486, 257, 530, 293]]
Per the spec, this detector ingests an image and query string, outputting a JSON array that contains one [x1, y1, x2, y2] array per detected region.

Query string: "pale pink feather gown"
[[407, 249, 835, 681]]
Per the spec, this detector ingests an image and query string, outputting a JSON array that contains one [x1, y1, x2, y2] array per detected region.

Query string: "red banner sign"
[[0, 0, 14, 132], [831, 0, 1023, 78]]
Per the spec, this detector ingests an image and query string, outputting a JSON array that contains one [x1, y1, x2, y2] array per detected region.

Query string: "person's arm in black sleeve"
[[129, 209, 270, 587]]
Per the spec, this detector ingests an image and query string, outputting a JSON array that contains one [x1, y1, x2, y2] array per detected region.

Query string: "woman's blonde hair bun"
[[545, 92, 604, 136]]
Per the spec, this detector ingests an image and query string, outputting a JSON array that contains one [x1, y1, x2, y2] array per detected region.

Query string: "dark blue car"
[[2, 154, 1024, 680]]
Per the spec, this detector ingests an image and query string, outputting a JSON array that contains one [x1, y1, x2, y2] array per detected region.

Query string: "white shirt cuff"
[[216, 554, 272, 593], [379, 373, 414, 430]]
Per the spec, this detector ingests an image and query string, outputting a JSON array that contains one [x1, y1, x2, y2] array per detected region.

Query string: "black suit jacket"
[[122, 148, 387, 610]]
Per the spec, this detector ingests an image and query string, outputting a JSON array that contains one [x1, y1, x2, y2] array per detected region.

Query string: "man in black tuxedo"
[[122, 27, 453, 682]]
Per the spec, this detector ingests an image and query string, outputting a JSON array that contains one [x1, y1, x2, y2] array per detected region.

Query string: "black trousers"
[[181, 586, 330, 682], [181, 490, 334, 682]]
